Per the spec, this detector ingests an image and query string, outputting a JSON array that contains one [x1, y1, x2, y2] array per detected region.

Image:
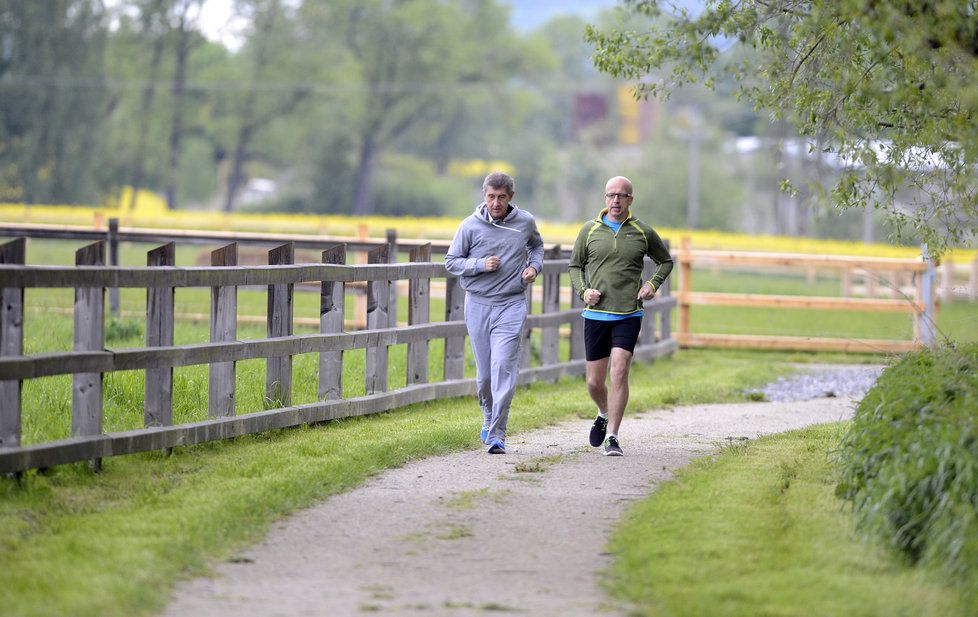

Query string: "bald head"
[[605, 176, 633, 194], [603, 176, 634, 223]]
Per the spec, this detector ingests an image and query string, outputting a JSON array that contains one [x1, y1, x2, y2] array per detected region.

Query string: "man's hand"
[[637, 282, 655, 301], [521, 266, 538, 284], [583, 288, 602, 306], [484, 255, 500, 272]]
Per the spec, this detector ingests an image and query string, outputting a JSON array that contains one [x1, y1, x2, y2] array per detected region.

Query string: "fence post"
[[569, 287, 585, 361], [107, 218, 120, 317], [941, 257, 954, 304], [0, 238, 25, 450], [660, 276, 673, 343], [209, 243, 237, 418], [678, 236, 692, 344], [266, 242, 294, 407], [640, 255, 656, 347], [355, 224, 368, 326], [320, 244, 346, 400], [520, 284, 533, 369], [386, 229, 398, 329], [971, 256, 978, 301], [443, 276, 465, 381], [74, 241, 105, 471], [407, 244, 431, 385], [660, 239, 673, 342], [365, 244, 390, 394], [540, 245, 561, 377], [918, 244, 937, 349], [145, 243, 175, 428]]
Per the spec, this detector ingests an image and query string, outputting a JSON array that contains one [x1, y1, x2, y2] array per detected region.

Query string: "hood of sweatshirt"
[[475, 203, 524, 232]]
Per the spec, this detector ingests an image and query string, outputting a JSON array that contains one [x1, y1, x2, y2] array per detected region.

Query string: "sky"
[[197, 0, 625, 49]]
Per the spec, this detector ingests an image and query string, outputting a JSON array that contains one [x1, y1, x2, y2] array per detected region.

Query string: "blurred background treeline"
[[0, 0, 885, 241]]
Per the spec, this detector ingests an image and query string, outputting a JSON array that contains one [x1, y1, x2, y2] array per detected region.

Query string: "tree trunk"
[[352, 135, 377, 216], [166, 6, 193, 211], [129, 3, 167, 211], [223, 123, 253, 212]]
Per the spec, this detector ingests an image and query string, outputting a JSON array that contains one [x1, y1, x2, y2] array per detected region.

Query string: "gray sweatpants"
[[464, 294, 527, 444]]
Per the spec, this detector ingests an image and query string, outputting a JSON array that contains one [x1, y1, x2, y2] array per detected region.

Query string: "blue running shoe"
[[487, 440, 506, 454], [480, 427, 489, 444]]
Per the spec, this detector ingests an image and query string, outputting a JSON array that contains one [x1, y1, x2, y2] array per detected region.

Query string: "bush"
[[105, 317, 143, 344], [371, 155, 473, 218], [838, 344, 978, 608]]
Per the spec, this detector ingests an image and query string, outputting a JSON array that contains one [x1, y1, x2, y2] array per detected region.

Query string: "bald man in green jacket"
[[568, 176, 673, 456]]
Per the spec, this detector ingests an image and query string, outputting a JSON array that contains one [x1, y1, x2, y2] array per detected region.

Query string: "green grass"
[[838, 344, 978, 610], [2, 349, 811, 617], [606, 423, 967, 617]]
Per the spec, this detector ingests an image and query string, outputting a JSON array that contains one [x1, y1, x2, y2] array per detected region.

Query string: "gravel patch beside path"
[[162, 396, 859, 617], [751, 364, 885, 402]]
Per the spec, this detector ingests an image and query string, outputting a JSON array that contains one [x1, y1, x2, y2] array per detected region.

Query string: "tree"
[[586, 0, 978, 256], [300, 0, 516, 216], [219, 0, 309, 212], [0, 0, 110, 203], [115, 0, 171, 211], [164, 0, 206, 211]]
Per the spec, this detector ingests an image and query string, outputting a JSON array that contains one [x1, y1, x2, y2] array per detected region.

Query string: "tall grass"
[[837, 343, 978, 612]]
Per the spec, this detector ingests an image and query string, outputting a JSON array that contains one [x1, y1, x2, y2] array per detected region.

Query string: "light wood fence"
[[675, 237, 938, 353], [0, 238, 676, 474]]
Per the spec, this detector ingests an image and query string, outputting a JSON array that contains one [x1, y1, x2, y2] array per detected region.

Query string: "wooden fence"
[[675, 237, 938, 353], [0, 238, 677, 474]]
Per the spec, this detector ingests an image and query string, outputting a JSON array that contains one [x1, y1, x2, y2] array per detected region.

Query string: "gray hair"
[[482, 172, 515, 195]]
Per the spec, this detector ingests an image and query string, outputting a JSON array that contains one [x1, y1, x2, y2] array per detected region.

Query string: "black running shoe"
[[603, 436, 623, 456], [589, 415, 608, 447]]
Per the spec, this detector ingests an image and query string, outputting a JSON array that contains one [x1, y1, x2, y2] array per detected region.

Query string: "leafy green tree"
[[103, 0, 228, 208], [163, 0, 207, 210], [586, 0, 978, 255], [299, 0, 521, 216], [216, 0, 311, 212], [103, 0, 172, 209], [0, 0, 110, 203]]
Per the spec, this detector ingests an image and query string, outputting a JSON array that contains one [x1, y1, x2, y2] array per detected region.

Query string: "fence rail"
[[675, 237, 937, 353], [0, 238, 676, 474]]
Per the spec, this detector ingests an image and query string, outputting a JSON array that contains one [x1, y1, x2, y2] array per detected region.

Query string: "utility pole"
[[686, 107, 701, 229]]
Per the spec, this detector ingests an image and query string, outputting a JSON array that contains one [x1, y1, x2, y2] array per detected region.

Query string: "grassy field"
[[4, 348, 811, 617], [607, 423, 968, 617], [4, 200, 977, 261], [9, 236, 976, 445], [4, 237, 974, 616], [14, 238, 977, 345]]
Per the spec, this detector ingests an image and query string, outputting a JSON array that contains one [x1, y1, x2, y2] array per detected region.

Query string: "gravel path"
[[161, 365, 873, 617], [751, 363, 884, 402]]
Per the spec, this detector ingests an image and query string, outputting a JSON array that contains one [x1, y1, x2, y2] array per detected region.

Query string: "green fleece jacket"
[[568, 209, 674, 315]]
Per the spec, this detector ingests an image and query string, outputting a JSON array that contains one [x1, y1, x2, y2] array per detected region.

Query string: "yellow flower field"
[[2, 188, 975, 262]]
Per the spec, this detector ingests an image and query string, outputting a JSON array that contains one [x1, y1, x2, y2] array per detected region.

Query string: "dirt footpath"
[[162, 397, 856, 617]]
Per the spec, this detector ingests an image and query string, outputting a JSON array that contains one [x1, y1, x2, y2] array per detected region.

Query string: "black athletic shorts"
[[584, 316, 642, 361]]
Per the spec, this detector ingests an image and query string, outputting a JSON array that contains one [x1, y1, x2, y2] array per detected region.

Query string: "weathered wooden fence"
[[0, 238, 677, 474]]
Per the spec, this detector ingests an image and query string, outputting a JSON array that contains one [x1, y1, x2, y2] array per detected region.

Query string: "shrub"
[[838, 343, 978, 609], [105, 317, 143, 344]]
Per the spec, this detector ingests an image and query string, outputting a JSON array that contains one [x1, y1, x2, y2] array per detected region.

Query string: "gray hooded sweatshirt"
[[445, 203, 545, 305]]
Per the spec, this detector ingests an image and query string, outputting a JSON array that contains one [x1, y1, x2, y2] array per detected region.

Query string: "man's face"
[[484, 186, 513, 220], [604, 179, 633, 222]]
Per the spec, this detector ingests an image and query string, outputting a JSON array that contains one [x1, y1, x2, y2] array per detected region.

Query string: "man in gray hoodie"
[[445, 172, 545, 454]]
